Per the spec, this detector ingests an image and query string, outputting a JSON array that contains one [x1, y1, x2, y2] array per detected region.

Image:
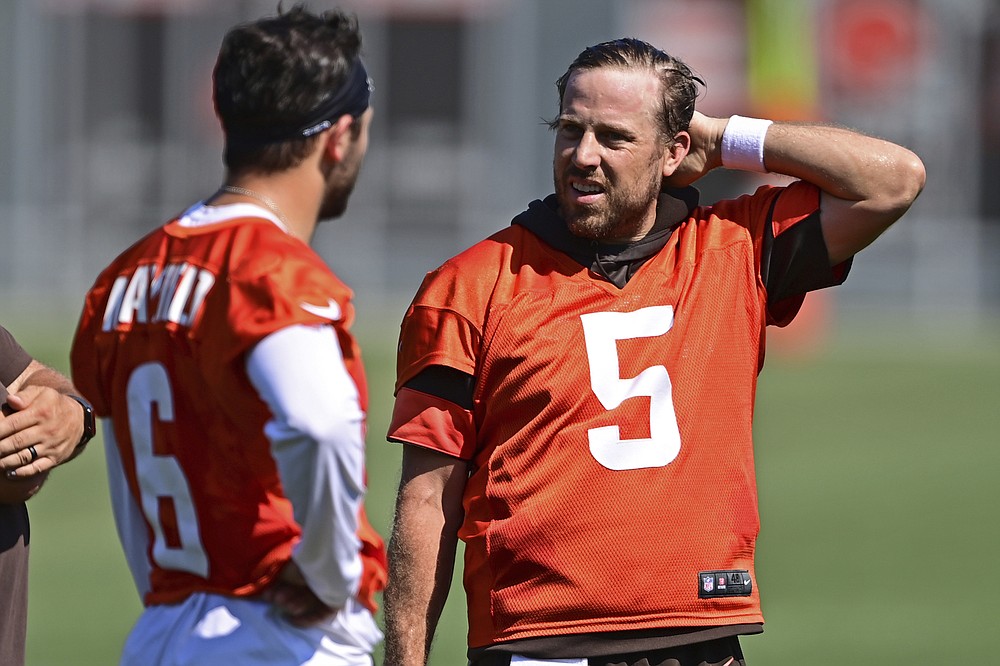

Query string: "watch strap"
[[66, 394, 96, 449]]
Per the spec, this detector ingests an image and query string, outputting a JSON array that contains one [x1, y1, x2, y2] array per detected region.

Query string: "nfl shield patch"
[[698, 569, 753, 598]]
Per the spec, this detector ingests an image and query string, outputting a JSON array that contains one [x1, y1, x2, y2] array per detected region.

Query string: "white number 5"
[[580, 306, 681, 471]]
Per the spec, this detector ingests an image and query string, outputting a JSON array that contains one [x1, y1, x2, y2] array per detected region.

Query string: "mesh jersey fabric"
[[391, 181, 836, 647], [71, 210, 386, 611]]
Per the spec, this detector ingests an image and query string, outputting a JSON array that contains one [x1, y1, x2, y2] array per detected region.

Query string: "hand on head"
[[662, 112, 727, 188]]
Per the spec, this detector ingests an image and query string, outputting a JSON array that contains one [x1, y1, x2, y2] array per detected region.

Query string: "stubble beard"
[[318, 187, 351, 221], [318, 163, 361, 222], [557, 167, 663, 241]]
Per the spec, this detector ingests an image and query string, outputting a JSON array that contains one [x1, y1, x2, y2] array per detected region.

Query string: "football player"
[[383, 38, 925, 666], [70, 6, 386, 665]]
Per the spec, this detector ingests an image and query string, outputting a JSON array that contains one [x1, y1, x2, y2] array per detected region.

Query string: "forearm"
[[384, 446, 467, 666], [383, 499, 458, 664], [761, 121, 925, 210], [247, 324, 366, 608], [685, 112, 925, 264], [763, 121, 926, 263], [280, 427, 364, 608], [683, 111, 925, 206], [15, 361, 77, 395]]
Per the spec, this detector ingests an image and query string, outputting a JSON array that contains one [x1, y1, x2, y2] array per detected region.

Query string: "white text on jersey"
[[102, 262, 216, 331]]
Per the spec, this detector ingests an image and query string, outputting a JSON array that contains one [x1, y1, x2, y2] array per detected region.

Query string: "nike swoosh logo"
[[300, 299, 342, 321]]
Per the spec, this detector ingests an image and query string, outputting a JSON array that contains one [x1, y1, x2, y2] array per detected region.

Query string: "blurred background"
[[1, 0, 998, 664], [3, 0, 1000, 320]]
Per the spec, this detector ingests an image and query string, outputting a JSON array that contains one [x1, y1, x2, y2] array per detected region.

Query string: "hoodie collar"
[[512, 187, 698, 288]]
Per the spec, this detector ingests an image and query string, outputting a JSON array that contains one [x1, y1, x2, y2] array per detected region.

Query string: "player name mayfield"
[[101, 262, 215, 331]]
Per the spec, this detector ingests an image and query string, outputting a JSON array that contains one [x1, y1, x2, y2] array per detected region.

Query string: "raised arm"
[[668, 112, 926, 265], [384, 444, 469, 666]]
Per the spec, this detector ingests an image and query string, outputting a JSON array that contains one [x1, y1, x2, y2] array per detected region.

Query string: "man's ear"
[[322, 114, 357, 163], [662, 130, 691, 178]]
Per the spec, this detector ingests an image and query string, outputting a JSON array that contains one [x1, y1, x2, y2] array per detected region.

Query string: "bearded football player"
[[383, 38, 925, 666], [71, 6, 387, 665]]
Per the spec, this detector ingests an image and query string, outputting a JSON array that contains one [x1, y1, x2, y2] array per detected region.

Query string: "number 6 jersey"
[[388, 183, 849, 648], [71, 203, 386, 613]]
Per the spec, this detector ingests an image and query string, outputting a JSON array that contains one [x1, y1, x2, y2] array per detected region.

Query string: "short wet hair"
[[552, 37, 704, 141]]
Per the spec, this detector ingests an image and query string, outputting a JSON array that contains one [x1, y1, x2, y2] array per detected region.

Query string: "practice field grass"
[[11, 309, 999, 665]]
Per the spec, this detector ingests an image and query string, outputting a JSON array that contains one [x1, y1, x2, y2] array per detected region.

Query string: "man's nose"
[[572, 131, 601, 168]]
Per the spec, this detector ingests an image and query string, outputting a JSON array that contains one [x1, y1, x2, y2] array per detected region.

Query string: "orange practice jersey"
[[391, 182, 827, 646], [72, 208, 386, 611]]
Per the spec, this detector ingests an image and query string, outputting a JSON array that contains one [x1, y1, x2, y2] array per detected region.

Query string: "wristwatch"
[[67, 394, 96, 451]]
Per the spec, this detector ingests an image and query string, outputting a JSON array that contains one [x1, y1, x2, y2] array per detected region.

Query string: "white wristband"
[[721, 115, 773, 173]]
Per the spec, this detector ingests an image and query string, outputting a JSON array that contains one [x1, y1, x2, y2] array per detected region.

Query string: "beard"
[[555, 161, 663, 241], [318, 183, 353, 220], [318, 160, 361, 221]]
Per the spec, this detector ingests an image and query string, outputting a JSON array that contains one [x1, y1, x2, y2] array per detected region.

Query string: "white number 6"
[[580, 305, 681, 471], [127, 362, 209, 576]]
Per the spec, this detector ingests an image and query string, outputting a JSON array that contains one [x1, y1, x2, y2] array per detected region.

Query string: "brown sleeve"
[[0, 325, 32, 387]]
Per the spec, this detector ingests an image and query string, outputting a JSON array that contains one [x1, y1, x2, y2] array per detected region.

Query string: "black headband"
[[225, 57, 372, 146]]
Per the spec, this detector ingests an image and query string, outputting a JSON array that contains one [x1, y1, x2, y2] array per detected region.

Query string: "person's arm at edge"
[[0, 359, 88, 477], [383, 444, 469, 666], [669, 112, 927, 265]]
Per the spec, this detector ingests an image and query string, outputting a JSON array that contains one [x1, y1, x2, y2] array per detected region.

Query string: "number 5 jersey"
[[388, 183, 850, 649]]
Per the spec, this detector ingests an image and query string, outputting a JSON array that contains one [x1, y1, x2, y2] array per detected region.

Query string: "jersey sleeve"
[[388, 387, 477, 459], [390, 254, 492, 459], [394, 261, 486, 391], [717, 181, 852, 327], [0, 325, 31, 387], [764, 181, 852, 326]]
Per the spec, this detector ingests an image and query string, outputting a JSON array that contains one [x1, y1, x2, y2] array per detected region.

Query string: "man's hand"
[[0, 386, 85, 477], [261, 560, 340, 627], [663, 111, 727, 188]]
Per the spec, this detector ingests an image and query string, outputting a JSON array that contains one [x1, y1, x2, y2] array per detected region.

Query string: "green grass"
[[14, 312, 1000, 665], [745, 330, 1000, 664]]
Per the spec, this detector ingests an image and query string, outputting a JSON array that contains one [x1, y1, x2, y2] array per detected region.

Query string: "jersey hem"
[[472, 613, 766, 649]]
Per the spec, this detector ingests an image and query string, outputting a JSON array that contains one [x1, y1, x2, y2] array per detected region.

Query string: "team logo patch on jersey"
[[698, 570, 752, 598]]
